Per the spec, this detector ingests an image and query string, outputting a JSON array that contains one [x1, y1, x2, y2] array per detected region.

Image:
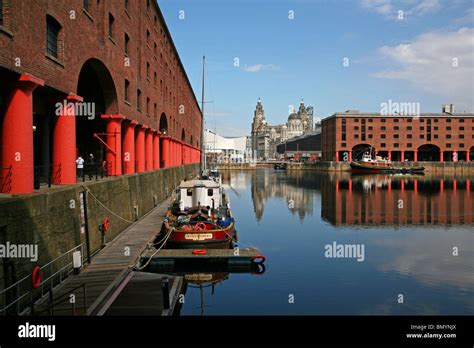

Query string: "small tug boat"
[[159, 177, 235, 249], [350, 151, 424, 174]]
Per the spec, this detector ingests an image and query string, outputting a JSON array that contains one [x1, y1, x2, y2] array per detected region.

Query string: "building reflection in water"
[[322, 173, 473, 226], [223, 169, 473, 227], [246, 170, 316, 222]]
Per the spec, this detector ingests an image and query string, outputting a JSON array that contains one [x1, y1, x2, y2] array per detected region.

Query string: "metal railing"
[[0, 244, 84, 316], [80, 161, 111, 182], [34, 164, 61, 189], [0, 165, 12, 193], [47, 282, 87, 316]]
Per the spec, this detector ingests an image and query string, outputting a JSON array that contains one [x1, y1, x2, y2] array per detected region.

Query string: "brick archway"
[[76, 58, 119, 163], [352, 143, 373, 161], [418, 144, 440, 162]]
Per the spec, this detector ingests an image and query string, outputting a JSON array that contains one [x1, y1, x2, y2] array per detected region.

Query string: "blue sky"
[[159, 0, 474, 136]]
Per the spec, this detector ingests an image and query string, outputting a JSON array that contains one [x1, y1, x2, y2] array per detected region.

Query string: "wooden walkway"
[[33, 196, 176, 316]]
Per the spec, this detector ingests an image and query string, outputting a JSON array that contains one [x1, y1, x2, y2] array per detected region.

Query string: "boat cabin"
[[177, 179, 222, 210]]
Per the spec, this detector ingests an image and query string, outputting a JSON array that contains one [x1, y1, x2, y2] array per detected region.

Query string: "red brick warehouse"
[[0, 0, 202, 194], [322, 107, 474, 162]]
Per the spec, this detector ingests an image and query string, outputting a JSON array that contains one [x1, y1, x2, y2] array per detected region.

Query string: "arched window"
[[108, 13, 114, 38], [124, 33, 130, 55]]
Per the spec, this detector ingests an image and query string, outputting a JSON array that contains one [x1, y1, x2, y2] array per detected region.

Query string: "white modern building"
[[204, 129, 250, 163]]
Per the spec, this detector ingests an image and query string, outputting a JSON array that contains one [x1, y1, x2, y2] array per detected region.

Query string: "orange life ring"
[[31, 266, 42, 289], [192, 249, 207, 255], [194, 222, 206, 231]]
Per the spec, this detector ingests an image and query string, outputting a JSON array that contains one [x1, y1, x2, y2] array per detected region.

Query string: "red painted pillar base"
[[123, 120, 137, 174], [101, 114, 125, 176], [53, 93, 83, 184], [145, 128, 154, 171], [1, 73, 44, 194], [153, 132, 161, 170], [414, 151, 418, 162], [440, 151, 444, 162], [401, 151, 404, 162], [335, 151, 339, 162], [135, 125, 146, 173]]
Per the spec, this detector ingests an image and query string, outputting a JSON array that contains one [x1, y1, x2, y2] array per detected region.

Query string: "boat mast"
[[200, 55, 206, 173]]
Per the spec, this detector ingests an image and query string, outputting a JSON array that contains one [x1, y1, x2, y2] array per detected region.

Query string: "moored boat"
[[159, 178, 235, 249], [350, 152, 424, 174]]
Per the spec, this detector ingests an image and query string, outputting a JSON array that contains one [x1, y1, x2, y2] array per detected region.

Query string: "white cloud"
[[407, 0, 441, 15], [372, 28, 474, 111], [451, 7, 474, 26], [360, 0, 393, 16], [242, 64, 280, 73], [360, 0, 441, 19]]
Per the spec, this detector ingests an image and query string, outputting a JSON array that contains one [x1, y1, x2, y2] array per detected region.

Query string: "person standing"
[[87, 153, 95, 180], [76, 156, 84, 179]]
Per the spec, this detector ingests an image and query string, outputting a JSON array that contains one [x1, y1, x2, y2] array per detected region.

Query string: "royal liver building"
[[251, 99, 314, 159]]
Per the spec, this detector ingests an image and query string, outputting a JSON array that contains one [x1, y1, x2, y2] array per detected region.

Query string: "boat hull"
[[162, 221, 234, 249], [350, 162, 424, 174]]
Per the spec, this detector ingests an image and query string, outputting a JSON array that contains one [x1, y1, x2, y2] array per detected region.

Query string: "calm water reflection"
[[174, 170, 474, 315]]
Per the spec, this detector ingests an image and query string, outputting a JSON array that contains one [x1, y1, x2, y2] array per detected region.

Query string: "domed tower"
[[251, 98, 266, 156], [298, 99, 314, 132]]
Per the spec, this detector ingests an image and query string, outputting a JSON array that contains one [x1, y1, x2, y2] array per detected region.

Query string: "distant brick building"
[[0, 0, 202, 194], [276, 131, 321, 161], [321, 107, 474, 162]]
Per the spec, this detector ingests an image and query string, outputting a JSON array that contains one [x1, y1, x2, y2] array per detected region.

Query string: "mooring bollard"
[[162, 277, 170, 310]]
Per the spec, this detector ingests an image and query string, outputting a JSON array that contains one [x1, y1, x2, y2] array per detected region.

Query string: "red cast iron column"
[[145, 128, 154, 171], [153, 131, 161, 170], [101, 114, 125, 176], [135, 124, 146, 173], [53, 93, 83, 184], [122, 120, 137, 174], [161, 136, 170, 168], [1, 73, 44, 194]]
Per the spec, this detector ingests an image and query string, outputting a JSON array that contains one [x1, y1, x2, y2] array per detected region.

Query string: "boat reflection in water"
[[147, 261, 265, 315]]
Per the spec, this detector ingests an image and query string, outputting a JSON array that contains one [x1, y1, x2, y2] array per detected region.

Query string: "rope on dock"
[[133, 228, 174, 271], [81, 185, 166, 227]]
